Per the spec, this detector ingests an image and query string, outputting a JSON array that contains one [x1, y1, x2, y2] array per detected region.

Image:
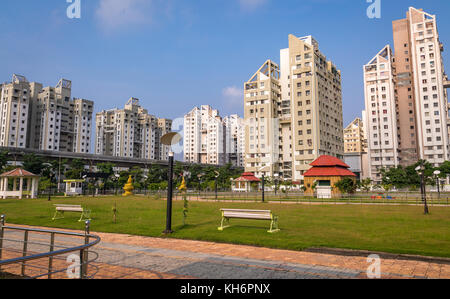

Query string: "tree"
[[97, 162, 115, 190], [22, 154, 46, 175], [334, 178, 357, 194], [64, 159, 85, 179], [0, 151, 9, 172], [358, 178, 372, 192], [438, 161, 450, 178]]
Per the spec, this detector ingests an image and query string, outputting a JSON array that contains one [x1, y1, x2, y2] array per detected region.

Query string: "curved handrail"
[[0, 231, 100, 267], [0, 216, 101, 279]]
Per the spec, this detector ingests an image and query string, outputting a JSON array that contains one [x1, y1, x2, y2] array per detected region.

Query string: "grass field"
[[1, 196, 449, 258]]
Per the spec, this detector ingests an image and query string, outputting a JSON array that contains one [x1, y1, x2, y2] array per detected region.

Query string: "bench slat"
[[222, 208, 273, 221], [221, 209, 271, 213]]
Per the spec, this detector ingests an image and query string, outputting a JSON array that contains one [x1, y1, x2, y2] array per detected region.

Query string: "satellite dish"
[[161, 132, 182, 146]]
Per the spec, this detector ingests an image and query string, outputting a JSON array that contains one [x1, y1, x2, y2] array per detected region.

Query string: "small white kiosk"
[[64, 179, 85, 196], [0, 168, 39, 199]]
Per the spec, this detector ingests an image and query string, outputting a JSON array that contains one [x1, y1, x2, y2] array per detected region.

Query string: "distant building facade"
[[244, 35, 344, 182], [95, 98, 172, 160], [183, 105, 244, 166], [0, 74, 93, 153], [364, 7, 450, 183]]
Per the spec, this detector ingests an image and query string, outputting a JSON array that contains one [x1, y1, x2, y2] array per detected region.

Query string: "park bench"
[[52, 204, 91, 222], [218, 209, 280, 233]]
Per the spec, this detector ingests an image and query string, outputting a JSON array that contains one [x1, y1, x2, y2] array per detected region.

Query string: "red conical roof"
[[304, 156, 356, 177], [0, 168, 39, 177], [309, 155, 350, 168]]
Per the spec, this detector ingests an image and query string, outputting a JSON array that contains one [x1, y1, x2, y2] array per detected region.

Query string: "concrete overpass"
[[1, 147, 243, 171], [444, 80, 450, 89]]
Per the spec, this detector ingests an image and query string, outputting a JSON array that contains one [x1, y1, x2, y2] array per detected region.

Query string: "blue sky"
[[0, 0, 449, 126]]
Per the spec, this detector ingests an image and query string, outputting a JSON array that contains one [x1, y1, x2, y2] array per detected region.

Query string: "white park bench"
[[218, 209, 280, 233], [52, 204, 91, 222]]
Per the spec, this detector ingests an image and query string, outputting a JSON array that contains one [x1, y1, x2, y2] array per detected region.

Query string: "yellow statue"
[[123, 175, 134, 196], [179, 176, 187, 192]]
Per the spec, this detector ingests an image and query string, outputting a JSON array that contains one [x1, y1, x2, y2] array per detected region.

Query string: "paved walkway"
[[1, 225, 449, 279]]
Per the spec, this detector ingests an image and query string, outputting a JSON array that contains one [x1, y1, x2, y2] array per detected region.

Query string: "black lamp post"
[[160, 132, 182, 234], [274, 174, 279, 195], [261, 173, 265, 203], [197, 174, 203, 200], [214, 171, 220, 201], [434, 170, 441, 199], [48, 173, 54, 202], [416, 164, 429, 215], [82, 175, 87, 196], [164, 151, 174, 234], [43, 163, 54, 201], [114, 174, 120, 195]]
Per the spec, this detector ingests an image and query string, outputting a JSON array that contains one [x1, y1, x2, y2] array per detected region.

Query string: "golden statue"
[[179, 176, 187, 192], [123, 175, 134, 197]]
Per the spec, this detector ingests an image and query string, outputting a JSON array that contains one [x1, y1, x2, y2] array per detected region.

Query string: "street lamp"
[[214, 171, 220, 200], [197, 173, 204, 200], [274, 173, 279, 195], [434, 170, 441, 199], [161, 132, 182, 234], [43, 163, 54, 201], [258, 166, 269, 203], [415, 164, 429, 215], [143, 175, 149, 196], [82, 175, 88, 196]]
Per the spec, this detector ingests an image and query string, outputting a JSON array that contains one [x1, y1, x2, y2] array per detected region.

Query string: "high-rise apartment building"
[[0, 75, 33, 148], [344, 118, 367, 153], [72, 98, 94, 153], [365, 7, 450, 182], [244, 60, 281, 178], [364, 45, 399, 181], [0, 74, 93, 153], [183, 106, 245, 166], [223, 114, 245, 167], [95, 98, 171, 160], [244, 35, 344, 182]]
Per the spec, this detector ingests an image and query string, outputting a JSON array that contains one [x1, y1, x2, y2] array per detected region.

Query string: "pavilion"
[[303, 155, 356, 198], [232, 173, 261, 192], [0, 168, 39, 199]]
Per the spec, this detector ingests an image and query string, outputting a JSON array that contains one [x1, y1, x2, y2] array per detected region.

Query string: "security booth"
[[0, 168, 39, 199], [64, 179, 85, 196]]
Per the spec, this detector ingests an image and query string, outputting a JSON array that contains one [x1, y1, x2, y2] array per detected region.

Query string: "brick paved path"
[[1, 225, 449, 279]]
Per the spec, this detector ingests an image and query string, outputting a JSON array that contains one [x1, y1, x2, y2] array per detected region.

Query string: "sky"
[[0, 0, 449, 127]]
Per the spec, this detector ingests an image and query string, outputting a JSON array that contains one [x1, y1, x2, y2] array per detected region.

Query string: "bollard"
[[81, 220, 90, 279], [0, 215, 5, 267]]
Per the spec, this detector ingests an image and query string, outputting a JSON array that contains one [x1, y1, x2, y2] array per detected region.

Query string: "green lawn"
[[1, 196, 449, 258]]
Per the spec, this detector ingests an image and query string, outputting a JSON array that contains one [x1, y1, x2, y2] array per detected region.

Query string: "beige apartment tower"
[[344, 118, 367, 153], [393, 7, 449, 167], [244, 35, 344, 182], [95, 98, 171, 161], [244, 60, 281, 178], [0, 74, 93, 153], [364, 45, 399, 182], [364, 7, 450, 182]]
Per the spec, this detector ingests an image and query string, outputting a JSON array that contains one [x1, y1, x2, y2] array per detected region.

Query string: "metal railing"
[[0, 215, 101, 279]]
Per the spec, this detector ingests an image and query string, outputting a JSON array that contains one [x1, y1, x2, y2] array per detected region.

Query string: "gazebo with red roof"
[[0, 168, 40, 199], [303, 155, 356, 198], [232, 173, 261, 192]]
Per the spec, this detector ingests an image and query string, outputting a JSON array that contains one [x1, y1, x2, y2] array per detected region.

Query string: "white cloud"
[[223, 86, 244, 110], [95, 0, 153, 31], [239, 0, 268, 11]]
